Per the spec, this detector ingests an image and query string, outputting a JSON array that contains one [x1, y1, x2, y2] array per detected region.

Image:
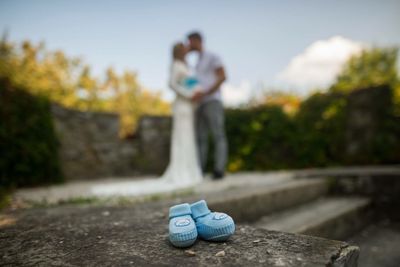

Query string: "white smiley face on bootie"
[[213, 212, 228, 220], [174, 218, 191, 227]]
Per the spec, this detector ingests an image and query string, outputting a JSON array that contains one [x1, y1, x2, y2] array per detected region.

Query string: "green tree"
[[256, 90, 301, 115], [0, 36, 170, 137], [331, 47, 398, 92], [77, 65, 100, 110]]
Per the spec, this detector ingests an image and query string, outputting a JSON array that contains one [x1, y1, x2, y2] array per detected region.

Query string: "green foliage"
[[354, 86, 400, 164], [226, 84, 400, 172], [226, 105, 295, 171], [248, 90, 301, 115], [0, 36, 170, 137], [332, 47, 398, 92], [293, 92, 347, 167], [0, 187, 12, 210], [0, 78, 63, 188]]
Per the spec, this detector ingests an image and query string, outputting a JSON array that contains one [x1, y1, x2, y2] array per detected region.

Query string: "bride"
[[91, 42, 203, 197], [161, 42, 203, 185]]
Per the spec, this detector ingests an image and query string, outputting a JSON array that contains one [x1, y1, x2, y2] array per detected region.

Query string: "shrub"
[[0, 78, 63, 187], [226, 105, 295, 171], [225, 85, 400, 172]]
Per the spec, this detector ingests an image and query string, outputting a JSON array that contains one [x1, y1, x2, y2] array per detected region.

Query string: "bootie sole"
[[169, 228, 198, 248], [198, 222, 235, 241]]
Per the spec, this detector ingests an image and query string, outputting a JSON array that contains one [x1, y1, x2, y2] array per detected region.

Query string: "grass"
[[0, 188, 12, 211], [58, 196, 101, 205]]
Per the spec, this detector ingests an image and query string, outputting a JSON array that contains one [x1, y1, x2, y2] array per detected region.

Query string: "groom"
[[187, 31, 228, 180]]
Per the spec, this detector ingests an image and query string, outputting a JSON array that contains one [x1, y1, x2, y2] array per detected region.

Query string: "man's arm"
[[206, 66, 226, 95], [192, 67, 226, 101]]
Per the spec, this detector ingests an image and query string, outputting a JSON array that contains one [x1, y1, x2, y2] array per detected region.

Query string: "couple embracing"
[[91, 32, 227, 197], [161, 32, 228, 186]]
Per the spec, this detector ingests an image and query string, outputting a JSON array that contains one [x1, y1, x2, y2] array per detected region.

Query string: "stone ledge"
[[0, 201, 358, 266]]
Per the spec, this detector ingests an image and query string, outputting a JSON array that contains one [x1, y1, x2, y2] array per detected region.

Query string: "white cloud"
[[222, 80, 252, 107], [277, 36, 365, 93]]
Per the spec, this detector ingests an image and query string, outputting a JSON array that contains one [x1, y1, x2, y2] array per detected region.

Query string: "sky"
[[1, 0, 400, 106]]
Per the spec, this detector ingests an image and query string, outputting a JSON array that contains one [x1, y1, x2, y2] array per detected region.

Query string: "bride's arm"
[[169, 64, 193, 99]]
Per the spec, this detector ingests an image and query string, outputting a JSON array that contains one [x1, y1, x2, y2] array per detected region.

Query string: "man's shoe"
[[190, 200, 235, 241], [169, 203, 198, 247], [212, 171, 224, 180]]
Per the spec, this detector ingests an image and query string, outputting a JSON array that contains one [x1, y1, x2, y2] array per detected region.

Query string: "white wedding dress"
[[91, 60, 203, 197], [161, 60, 203, 185]]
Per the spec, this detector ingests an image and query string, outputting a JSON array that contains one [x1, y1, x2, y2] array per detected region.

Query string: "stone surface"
[[12, 171, 296, 205], [206, 178, 329, 223], [13, 166, 400, 206], [51, 105, 172, 181], [345, 86, 392, 164], [293, 165, 400, 178], [51, 104, 138, 180], [7, 166, 400, 266], [9, 167, 400, 267], [348, 221, 400, 267], [254, 197, 371, 240], [133, 116, 171, 174], [0, 200, 359, 266]]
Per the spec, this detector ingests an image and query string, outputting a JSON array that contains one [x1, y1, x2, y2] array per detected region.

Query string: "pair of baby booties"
[[169, 200, 235, 247]]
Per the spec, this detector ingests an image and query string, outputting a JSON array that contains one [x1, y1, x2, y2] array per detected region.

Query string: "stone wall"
[[132, 116, 171, 174], [345, 85, 393, 163], [51, 104, 171, 180], [51, 104, 137, 180]]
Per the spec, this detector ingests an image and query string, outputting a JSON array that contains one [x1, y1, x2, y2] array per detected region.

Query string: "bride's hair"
[[172, 42, 184, 60]]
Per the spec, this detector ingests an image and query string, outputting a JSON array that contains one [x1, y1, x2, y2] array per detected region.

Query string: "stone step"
[[253, 196, 372, 240], [205, 177, 330, 223], [0, 201, 360, 266], [347, 220, 400, 267]]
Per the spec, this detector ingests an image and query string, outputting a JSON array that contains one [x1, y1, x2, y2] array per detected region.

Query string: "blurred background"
[[0, 0, 399, 188]]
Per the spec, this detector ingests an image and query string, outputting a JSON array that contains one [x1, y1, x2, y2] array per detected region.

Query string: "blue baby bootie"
[[169, 203, 198, 247], [190, 200, 235, 241]]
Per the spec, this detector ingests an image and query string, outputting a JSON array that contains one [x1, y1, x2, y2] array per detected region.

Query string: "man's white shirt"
[[195, 50, 224, 104]]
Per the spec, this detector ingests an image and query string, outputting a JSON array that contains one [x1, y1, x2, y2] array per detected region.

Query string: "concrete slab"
[[205, 178, 329, 223], [13, 171, 296, 204], [348, 221, 400, 267], [0, 200, 359, 266], [13, 166, 400, 205], [254, 197, 371, 240]]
